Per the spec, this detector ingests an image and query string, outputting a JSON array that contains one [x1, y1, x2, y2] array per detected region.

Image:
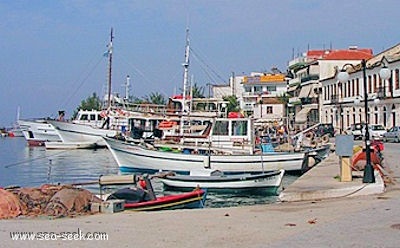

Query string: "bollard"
[[340, 156, 352, 182]]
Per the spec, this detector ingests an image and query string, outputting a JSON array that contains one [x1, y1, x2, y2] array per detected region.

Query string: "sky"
[[1, 0, 399, 126]]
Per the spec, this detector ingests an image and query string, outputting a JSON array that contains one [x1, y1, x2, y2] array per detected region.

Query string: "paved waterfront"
[[0, 142, 399, 248]]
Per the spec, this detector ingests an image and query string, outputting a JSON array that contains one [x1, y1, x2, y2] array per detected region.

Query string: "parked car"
[[367, 124, 386, 140], [383, 126, 400, 143], [345, 123, 365, 140]]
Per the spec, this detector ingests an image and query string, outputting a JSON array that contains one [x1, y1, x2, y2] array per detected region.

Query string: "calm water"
[[0, 137, 298, 208]]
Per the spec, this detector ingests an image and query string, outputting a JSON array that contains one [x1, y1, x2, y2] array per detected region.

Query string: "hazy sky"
[[1, 0, 399, 126]]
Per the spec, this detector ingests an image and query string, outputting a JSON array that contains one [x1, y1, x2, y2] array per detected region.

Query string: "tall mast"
[[125, 75, 130, 100], [182, 28, 190, 114], [107, 28, 114, 109]]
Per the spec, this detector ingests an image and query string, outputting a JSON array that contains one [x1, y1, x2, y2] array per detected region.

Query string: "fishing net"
[[0, 184, 101, 219], [0, 188, 26, 219]]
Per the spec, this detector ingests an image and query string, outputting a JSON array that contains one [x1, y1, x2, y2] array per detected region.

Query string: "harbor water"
[[0, 137, 299, 208]]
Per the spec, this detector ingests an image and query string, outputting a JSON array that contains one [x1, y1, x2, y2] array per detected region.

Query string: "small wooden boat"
[[123, 189, 207, 211], [98, 174, 207, 211], [157, 169, 285, 195]]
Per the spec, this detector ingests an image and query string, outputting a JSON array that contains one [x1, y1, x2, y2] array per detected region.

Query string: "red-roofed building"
[[287, 46, 374, 131]]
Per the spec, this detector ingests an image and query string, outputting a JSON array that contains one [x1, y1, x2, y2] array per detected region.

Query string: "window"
[[266, 106, 273, 114], [80, 114, 88, 121], [254, 86, 262, 94], [213, 121, 229, 135], [231, 121, 248, 136], [266, 86, 276, 92], [368, 75, 372, 93], [90, 114, 96, 121], [356, 78, 360, 96], [395, 69, 400, 90]]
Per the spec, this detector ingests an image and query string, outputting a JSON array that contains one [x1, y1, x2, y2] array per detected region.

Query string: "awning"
[[298, 84, 312, 98], [287, 84, 300, 92], [295, 106, 317, 123]]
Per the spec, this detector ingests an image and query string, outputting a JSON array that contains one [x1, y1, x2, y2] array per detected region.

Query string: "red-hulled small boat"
[[99, 174, 207, 211], [123, 188, 207, 211]]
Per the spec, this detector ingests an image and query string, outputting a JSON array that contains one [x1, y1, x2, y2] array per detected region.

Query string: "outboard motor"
[[153, 128, 163, 139]]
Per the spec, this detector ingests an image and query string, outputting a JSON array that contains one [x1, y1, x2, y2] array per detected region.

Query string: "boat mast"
[[182, 28, 190, 115], [180, 28, 190, 136], [107, 28, 114, 110], [125, 75, 130, 100]]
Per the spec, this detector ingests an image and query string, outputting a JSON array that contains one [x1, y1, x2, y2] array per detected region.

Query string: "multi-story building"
[[287, 47, 373, 131], [211, 70, 288, 124], [320, 43, 400, 131]]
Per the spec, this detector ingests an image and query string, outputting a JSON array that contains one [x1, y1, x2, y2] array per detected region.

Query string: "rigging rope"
[[189, 47, 227, 84], [59, 55, 105, 110]]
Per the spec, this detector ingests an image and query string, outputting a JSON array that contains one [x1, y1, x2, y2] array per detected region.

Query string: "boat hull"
[[159, 169, 285, 195], [18, 119, 61, 146], [123, 189, 206, 211], [48, 120, 118, 147], [104, 137, 307, 174]]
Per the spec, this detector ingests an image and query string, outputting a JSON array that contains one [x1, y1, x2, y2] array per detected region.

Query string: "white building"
[[320, 43, 400, 131], [287, 46, 374, 131]]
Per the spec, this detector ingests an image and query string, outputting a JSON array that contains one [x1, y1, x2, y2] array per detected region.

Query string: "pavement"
[[279, 147, 385, 202], [0, 142, 398, 248]]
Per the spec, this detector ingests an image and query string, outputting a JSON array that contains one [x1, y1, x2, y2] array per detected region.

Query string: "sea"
[[0, 137, 299, 208]]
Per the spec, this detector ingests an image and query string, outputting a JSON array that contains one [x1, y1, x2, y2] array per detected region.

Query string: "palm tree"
[[144, 92, 167, 105], [191, 83, 205, 98], [223, 95, 240, 113]]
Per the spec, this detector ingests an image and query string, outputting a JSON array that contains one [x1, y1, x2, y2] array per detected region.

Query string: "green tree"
[[191, 83, 205, 98], [143, 92, 167, 105], [223, 95, 240, 113], [277, 93, 289, 105], [72, 92, 102, 118]]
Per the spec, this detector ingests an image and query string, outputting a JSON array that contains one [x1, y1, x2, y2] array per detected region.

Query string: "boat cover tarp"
[[107, 188, 152, 203]]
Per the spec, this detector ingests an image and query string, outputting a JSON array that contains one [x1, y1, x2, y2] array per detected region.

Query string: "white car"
[[366, 124, 386, 140], [345, 123, 365, 140]]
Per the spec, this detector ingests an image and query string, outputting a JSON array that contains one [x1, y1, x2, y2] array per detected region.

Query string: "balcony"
[[331, 94, 339, 104], [301, 74, 319, 83]]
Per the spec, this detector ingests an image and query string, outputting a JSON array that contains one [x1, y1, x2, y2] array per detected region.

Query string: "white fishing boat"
[[45, 120, 118, 149], [104, 116, 308, 174], [157, 169, 285, 195], [104, 137, 306, 174], [18, 119, 62, 146]]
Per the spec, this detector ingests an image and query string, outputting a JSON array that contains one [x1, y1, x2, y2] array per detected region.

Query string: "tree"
[[223, 95, 240, 113], [277, 93, 289, 106], [143, 92, 167, 105], [72, 93, 102, 118], [191, 83, 205, 98]]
